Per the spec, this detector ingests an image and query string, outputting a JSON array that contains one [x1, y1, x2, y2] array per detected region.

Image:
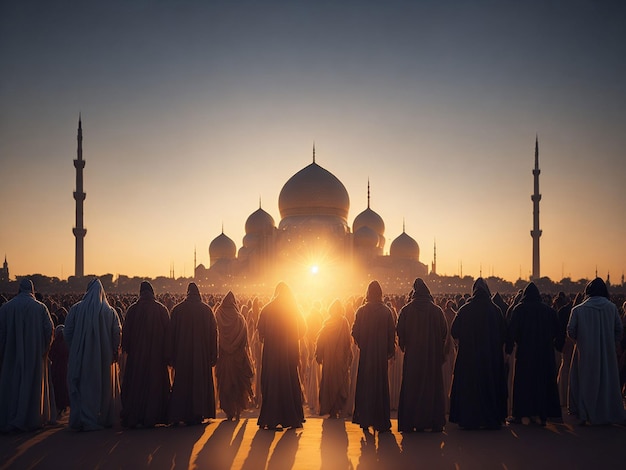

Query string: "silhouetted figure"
[[449, 278, 507, 430], [65, 278, 121, 431], [351, 280, 396, 433], [315, 299, 353, 418], [505, 282, 562, 425], [49, 324, 70, 416], [215, 291, 254, 421], [396, 278, 448, 432], [257, 282, 306, 430], [120, 281, 171, 428], [0, 279, 54, 432], [442, 300, 457, 413], [168, 282, 217, 425], [567, 278, 625, 425], [557, 292, 582, 410]]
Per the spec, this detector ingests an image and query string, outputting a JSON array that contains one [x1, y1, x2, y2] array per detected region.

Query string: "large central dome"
[[278, 161, 350, 227]]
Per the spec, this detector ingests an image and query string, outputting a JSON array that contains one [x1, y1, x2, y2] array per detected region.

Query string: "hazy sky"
[[1, 0, 625, 284]]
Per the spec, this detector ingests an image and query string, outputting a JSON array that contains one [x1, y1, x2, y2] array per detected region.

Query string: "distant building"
[[0, 256, 9, 282], [196, 148, 428, 294]]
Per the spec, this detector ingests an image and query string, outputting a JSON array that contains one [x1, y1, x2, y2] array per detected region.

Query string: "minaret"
[[0, 255, 8, 281], [431, 239, 437, 275], [530, 135, 542, 280], [72, 115, 87, 277]]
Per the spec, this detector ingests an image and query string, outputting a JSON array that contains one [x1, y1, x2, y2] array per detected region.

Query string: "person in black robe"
[[505, 282, 562, 425], [351, 280, 396, 433], [396, 278, 448, 432], [449, 278, 508, 430], [121, 281, 171, 428], [49, 324, 70, 416], [168, 282, 218, 425], [257, 282, 306, 430]]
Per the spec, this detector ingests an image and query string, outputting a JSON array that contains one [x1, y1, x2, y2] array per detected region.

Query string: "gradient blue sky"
[[1, 0, 625, 284]]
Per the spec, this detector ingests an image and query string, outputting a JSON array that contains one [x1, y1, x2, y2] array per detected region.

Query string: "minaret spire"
[[431, 238, 437, 275], [530, 135, 542, 280], [73, 114, 87, 277]]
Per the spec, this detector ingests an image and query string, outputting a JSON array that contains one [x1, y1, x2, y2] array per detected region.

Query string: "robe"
[[49, 325, 70, 412], [120, 291, 171, 427], [168, 290, 218, 424], [506, 283, 561, 421], [257, 288, 305, 429], [215, 292, 254, 420], [315, 314, 353, 416], [396, 293, 448, 431], [0, 285, 54, 432], [449, 287, 508, 429], [65, 279, 121, 431], [568, 296, 625, 424], [351, 300, 396, 432]]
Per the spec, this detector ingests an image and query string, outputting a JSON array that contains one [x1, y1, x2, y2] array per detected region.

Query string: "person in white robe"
[[65, 278, 121, 431], [567, 278, 625, 425], [0, 279, 54, 432]]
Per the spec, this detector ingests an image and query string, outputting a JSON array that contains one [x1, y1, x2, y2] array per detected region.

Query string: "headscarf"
[[216, 291, 247, 354], [139, 281, 154, 297], [520, 282, 541, 302], [584, 277, 610, 299], [365, 280, 383, 303], [472, 277, 491, 297], [186, 282, 201, 298], [328, 299, 345, 318], [410, 278, 433, 302]]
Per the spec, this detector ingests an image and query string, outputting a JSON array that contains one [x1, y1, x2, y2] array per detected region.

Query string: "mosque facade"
[[195, 149, 428, 294]]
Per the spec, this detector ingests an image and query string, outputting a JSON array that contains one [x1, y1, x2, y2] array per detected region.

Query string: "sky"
[[1, 0, 625, 284]]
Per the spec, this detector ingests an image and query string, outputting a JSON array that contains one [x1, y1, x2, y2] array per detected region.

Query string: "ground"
[[1, 408, 624, 469]]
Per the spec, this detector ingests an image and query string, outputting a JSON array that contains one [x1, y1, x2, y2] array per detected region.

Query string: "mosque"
[[195, 147, 428, 294]]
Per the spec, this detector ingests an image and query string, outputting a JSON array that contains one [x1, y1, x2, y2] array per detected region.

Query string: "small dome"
[[390, 231, 420, 261], [353, 207, 385, 237], [209, 232, 236, 265], [354, 225, 379, 249], [278, 161, 350, 223], [242, 233, 259, 249], [245, 207, 275, 235], [237, 245, 250, 261]]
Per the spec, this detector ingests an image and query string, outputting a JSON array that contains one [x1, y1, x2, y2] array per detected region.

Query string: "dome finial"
[[403, 218, 406, 233], [312, 142, 316, 164], [221, 222, 224, 234], [259, 195, 262, 209], [367, 178, 371, 209]]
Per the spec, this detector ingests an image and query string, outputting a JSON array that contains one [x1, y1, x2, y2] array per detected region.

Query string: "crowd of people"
[[0, 274, 625, 434]]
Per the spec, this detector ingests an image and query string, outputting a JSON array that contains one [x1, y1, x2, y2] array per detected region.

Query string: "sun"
[[310, 265, 319, 275]]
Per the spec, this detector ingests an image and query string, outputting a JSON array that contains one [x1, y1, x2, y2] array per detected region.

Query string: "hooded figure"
[[351, 280, 396, 433], [65, 278, 121, 431], [315, 299, 353, 418], [567, 278, 625, 425], [505, 282, 562, 425], [396, 278, 448, 432], [449, 278, 508, 429], [168, 282, 218, 425], [257, 282, 306, 430], [0, 279, 54, 432], [215, 291, 254, 421], [120, 281, 171, 428]]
